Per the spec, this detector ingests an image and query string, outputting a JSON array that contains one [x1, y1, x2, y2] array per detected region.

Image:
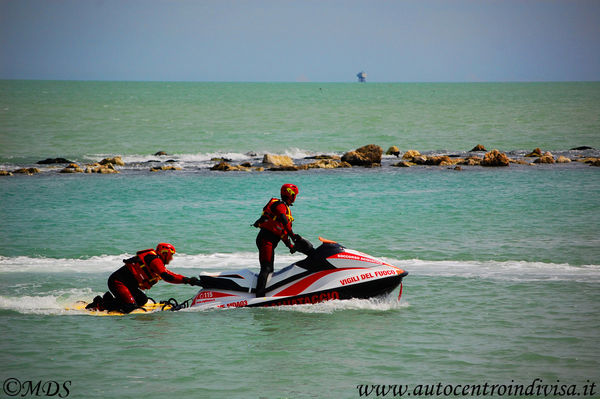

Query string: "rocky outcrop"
[[263, 154, 295, 168], [458, 156, 482, 166], [0, 170, 13, 176], [59, 163, 84, 173], [470, 144, 487, 152], [402, 150, 421, 159], [481, 150, 510, 167], [525, 148, 542, 157], [301, 159, 351, 169], [13, 167, 41, 175], [341, 144, 383, 166], [37, 157, 74, 164], [386, 146, 400, 157], [85, 163, 119, 174], [533, 152, 555, 164], [211, 161, 250, 171], [150, 165, 182, 172], [556, 156, 571, 163], [99, 156, 125, 166], [154, 151, 168, 156]]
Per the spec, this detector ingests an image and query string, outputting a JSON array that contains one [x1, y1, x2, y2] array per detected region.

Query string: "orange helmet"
[[281, 183, 299, 205], [156, 243, 176, 264]]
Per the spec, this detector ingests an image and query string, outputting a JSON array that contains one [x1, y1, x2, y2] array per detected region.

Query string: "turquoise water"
[[1, 81, 599, 398]]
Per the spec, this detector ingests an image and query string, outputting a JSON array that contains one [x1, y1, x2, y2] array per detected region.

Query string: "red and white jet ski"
[[190, 237, 408, 309]]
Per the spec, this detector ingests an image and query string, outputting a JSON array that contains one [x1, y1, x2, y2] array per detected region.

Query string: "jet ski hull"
[[190, 240, 408, 309]]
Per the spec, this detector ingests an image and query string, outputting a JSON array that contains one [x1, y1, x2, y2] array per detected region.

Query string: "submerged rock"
[[154, 151, 168, 156], [570, 146, 594, 151], [150, 165, 182, 172], [341, 144, 383, 166], [37, 157, 74, 164], [481, 150, 510, 167]]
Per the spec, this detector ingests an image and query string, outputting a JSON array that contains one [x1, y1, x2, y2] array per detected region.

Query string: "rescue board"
[[66, 300, 173, 316]]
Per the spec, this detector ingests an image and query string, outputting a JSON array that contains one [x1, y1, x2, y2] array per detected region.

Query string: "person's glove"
[[185, 277, 202, 286]]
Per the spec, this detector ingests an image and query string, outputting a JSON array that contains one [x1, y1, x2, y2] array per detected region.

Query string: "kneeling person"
[[87, 243, 200, 313]]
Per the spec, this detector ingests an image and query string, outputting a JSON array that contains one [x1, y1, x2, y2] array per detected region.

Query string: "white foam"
[[0, 288, 93, 315], [394, 258, 600, 283], [1, 254, 598, 282]]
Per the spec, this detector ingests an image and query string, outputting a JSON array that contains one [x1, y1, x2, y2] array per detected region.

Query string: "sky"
[[0, 0, 599, 82]]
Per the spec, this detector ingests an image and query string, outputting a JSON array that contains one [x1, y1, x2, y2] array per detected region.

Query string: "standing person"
[[253, 184, 299, 297], [86, 243, 201, 313]]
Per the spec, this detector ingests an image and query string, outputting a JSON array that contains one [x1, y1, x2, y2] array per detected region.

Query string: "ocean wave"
[[1, 254, 598, 282]]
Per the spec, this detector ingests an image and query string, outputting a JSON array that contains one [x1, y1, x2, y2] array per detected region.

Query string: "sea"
[[1, 80, 599, 399]]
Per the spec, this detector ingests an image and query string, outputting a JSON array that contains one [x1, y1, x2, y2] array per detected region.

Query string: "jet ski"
[[190, 237, 408, 309]]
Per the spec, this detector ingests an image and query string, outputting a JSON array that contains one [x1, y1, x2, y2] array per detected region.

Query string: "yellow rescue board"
[[67, 301, 172, 316]]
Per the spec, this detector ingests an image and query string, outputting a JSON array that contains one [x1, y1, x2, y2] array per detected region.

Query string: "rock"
[[210, 161, 250, 171], [154, 151, 168, 156], [59, 163, 83, 173], [263, 154, 295, 168], [386, 146, 400, 157], [302, 159, 351, 169], [37, 157, 74, 164], [0, 170, 13, 176], [570, 146, 594, 151], [458, 157, 482, 166], [402, 150, 421, 159], [533, 152, 555, 164], [341, 144, 383, 166], [453, 166, 463, 171], [99, 156, 125, 166], [470, 144, 487, 152], [13, 167, 41, 175], [592, 159, 600, 167], [240, 162, 252, 168], [304, 154, 341, 160], [150, 165, 182, 172], [425, 155, 454, 166], [525, 148, 542, 157], [481, 149, 510, 167], [556, 156, 571, 163], [510, 159, 531, 165], [84, 163, 119, 173], [392, 161, 412, 167]]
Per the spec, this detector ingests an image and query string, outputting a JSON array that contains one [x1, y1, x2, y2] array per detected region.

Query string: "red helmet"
[[281, 183, 299, 205], [156, 243, 176, 264]]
